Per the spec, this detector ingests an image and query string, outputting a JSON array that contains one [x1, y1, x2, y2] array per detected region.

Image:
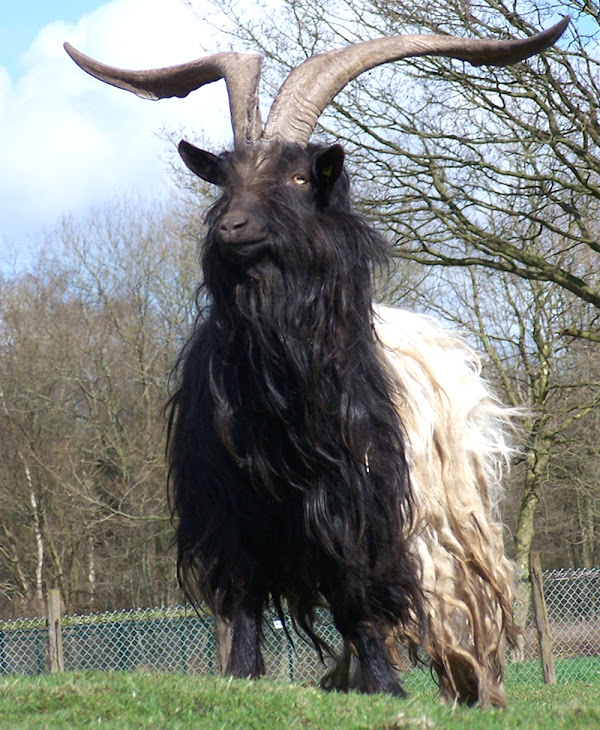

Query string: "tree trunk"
[[577, 492, 594, 569], [22, 456, 45, 614], [88, 534, 96, 609], [512, 439, 551, 661]]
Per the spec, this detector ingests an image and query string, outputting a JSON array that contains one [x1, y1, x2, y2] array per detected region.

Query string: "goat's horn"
[[262, 16, 570, 146], [64, 43, 264, 146]]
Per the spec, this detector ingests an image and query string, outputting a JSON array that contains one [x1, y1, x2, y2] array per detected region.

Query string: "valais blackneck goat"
[[65, 16, 568, 706]]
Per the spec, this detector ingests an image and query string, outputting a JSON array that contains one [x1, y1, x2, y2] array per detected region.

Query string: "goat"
[[65, 17, 568, 706]]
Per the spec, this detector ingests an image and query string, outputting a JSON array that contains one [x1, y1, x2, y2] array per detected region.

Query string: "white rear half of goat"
[[373, 305, 518, 707]]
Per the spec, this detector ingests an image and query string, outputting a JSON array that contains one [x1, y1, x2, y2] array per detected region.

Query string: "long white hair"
[[324, 306, 518, 707]]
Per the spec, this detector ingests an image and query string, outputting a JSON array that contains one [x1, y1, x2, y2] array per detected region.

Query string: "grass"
[[1, 670, 600, 729]]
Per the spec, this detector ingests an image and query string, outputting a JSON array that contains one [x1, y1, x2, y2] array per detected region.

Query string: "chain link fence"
[[515, 568, 600, 684], [0, 606, 343, 682], [1, 568, 600, 687]]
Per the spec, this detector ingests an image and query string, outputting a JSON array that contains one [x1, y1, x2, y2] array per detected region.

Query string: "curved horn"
[[64, 43, 264, 146], [262, 16, 570, 146]]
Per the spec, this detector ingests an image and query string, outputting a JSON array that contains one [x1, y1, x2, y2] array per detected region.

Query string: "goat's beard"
[[168, 201, 424, 641], [204, 215, 415, 566]]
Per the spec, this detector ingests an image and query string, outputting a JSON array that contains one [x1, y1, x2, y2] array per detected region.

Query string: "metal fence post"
[[116, 621, 130, 671], [0, 630, 6, 675], [178, 617, 188, 673], [35, 628, 44, 674], [287, 633, 294, 682], [46, 588, 64, 673]]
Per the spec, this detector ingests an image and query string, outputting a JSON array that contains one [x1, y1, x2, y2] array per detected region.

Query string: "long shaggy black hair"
[[167, 142, 422, 655]]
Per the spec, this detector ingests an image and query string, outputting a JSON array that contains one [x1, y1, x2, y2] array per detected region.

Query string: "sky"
[[0, 0, 236, 266], [1, 3, 577, 270]]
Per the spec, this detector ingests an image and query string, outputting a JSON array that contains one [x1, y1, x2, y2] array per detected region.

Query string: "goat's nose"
[[219, 212, 248, 241]]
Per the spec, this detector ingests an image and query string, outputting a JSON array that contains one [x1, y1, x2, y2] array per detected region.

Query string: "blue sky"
[[0, 0, 233, 265], [1, 2, 105, 77]]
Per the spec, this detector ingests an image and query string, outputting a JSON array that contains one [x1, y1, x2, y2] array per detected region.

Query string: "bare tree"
[[191, 0, 600, 579], [206, 0, 599, 328], [0, 199, 201, 616]]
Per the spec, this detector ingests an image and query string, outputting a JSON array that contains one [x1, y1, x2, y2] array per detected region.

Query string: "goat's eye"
[[292, 174, 309, 186]]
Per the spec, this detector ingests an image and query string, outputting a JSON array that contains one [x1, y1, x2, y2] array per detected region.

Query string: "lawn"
[[1, 670, 600, 729]]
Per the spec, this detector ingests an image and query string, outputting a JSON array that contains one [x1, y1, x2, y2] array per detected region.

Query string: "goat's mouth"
[[220, 238, 270, 263]]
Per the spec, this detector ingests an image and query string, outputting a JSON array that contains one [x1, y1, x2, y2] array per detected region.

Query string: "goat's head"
[[179, 141, 347, 268], [64, 17, 569, 275]]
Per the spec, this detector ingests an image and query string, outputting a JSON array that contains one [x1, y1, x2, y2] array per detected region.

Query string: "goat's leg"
[[331, 608, 405, 696], [422, 593, 509, 707], [350, 620, 406, 696], [432, 653, 479, 706], [225, 607, 265, 679], [432, 650, 507, 708]]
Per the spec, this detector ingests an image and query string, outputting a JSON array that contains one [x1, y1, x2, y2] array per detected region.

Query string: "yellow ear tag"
[[322, 166, 333, 179]]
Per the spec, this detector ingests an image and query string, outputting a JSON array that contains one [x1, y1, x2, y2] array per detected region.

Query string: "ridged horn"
[[64, 43, 264, 146], [262, 16, 570, 146]]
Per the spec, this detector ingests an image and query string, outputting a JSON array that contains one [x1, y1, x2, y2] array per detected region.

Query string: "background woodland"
[[0, 0, 598, 618]]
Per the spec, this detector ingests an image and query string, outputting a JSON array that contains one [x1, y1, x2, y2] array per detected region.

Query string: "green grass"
[[1, 671, 600, 729]]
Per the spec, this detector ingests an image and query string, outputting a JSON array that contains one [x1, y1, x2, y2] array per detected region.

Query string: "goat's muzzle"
[[216, 207, 269, 262]]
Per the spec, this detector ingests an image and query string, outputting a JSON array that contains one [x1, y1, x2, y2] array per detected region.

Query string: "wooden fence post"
[[47, 588, 64, 673], [215, 617, 232, 676], [529, 552, 556, 684]]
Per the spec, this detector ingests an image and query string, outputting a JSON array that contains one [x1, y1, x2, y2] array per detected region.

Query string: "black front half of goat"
[[167, 141, 422, 694]]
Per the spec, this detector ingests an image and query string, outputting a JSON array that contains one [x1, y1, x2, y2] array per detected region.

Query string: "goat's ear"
[[178, 140, 224, 185], [313, 144, 345, 199]]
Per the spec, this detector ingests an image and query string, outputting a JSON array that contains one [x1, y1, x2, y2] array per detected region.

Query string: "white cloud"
[[0, 0, 234, 255]]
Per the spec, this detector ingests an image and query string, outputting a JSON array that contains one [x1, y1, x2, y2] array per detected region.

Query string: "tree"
[[209, 0, 599, 326], [195, 0, 600, 575], [0, 199, 201, 616], [418, 264, 600, 641]]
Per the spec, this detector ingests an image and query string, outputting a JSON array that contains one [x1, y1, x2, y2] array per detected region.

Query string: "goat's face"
[[180, 141, 347, 268]]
